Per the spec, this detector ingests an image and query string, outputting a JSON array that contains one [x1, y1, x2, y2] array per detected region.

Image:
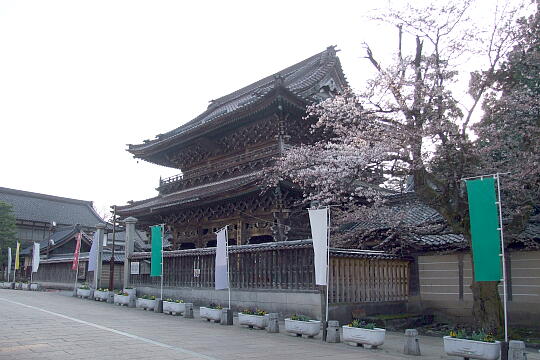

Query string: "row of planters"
[[74, 286, 502, 360], [1, 281, 40, 291], [75, 284, 188, 316], [200, 305, 501, 359]]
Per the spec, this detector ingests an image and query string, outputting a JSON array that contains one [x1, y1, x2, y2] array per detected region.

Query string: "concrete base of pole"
[[403, 329, 421, 356], [107, 293, 114, 303], [326, 321, 340, 343], [508, 341, 526, 360], [8, 282, 14, 289], [266, 313, 279, 333], [184, 303, 194, 318], [220, 308, 233, 325], [154, 299, 163, 313], [128, 296, 136, 308]]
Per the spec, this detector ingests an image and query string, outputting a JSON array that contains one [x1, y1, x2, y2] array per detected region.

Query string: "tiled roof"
[[20, 225, 83, 255], [117, 172, 259, 215], [0, 186, 105, 227], [131, 239, 405, 260], [347, 197, 444, 232], [105, 229, 148, 251], [128, 46, 346, 155], [40, 251, 124, 264]]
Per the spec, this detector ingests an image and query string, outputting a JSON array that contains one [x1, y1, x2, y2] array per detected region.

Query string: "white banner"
[[215, 227, 229, 290], [308, 208, 329, 285], [88, 232, 99, 272], [32, 242, 40, 273], [7, 247, 11, 279]]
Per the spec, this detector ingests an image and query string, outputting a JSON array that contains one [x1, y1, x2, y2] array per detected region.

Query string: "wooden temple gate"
[[129, 240, 410, 304]]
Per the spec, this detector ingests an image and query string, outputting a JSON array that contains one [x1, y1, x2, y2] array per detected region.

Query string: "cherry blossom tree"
[[271, 0, 536, 333]]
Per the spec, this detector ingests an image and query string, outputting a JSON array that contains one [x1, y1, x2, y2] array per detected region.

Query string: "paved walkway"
[[0, 290, 538, 360]]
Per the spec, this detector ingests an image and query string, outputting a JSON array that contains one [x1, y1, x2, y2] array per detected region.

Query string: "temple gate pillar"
[[123, 217, 137, 290], [93, 223, 106, 289]]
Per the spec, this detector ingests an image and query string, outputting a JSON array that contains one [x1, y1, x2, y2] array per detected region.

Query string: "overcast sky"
[[0, 0, 515, 219]]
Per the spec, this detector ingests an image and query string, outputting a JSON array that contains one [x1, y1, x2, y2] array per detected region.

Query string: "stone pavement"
[[0, 290, 538, 360]]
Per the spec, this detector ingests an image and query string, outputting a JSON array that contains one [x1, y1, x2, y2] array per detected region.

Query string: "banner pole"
[[326, 206, 330, 326], [495, 173, 508, 343], [160, 224, 164, 300], [226, 225, 231, 309]]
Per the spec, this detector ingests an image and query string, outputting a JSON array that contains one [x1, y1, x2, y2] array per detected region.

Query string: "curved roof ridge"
[[129, 46, 345, 154]]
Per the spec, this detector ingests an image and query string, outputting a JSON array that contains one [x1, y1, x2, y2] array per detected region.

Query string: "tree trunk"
[[414, 169, 504, 334], [471, 281, 504, 335]]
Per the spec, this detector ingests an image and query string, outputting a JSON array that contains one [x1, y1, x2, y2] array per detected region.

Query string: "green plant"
[[79, 283, 90, 290], [141, 295, 156, 300], [208, 303, 223, 310], [165, 298, 184, 303], [97, 288, 109, 292], [241, 308, 267, 316], [348, 319, 377, 329], [290, 314, 311, 322], [449, 329, 495, 343]]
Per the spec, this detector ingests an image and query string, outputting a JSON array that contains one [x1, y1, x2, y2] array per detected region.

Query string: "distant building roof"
[[21, 225, 92, 255], [0, 186, 105, 227]]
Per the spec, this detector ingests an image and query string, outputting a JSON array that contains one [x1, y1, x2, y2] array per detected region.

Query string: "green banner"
[[465, 177, 502, 281], [150, 225, 162, 277]]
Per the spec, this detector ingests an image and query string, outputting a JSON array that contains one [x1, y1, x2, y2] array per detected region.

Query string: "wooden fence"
[[130, 240, 410, 304]]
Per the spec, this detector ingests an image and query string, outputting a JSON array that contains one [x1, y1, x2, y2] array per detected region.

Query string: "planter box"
[[342, 326, 386, 348], [136, 298, 157, 311], [200, 307, 221, 322], [77, 288, 92, 298], [30, 283, 40, 291], [124, 288, 136, 297], [15, 282, 23, 290], [285, 319, 321, 338], [443, 336, 501, 360], [1, 282, 14, 289], [114, 294, 130, 306], [163, 301, 186, 315], [94, 290, 110, 302], [21, 283, 30, 290], [238, 313, 267, 329]]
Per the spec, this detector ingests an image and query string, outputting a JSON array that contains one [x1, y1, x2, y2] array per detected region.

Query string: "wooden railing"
[[130, 240, 410, 303], [329, 256, 409, 303]]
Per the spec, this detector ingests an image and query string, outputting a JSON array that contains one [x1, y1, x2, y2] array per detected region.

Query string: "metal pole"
[[109, 205, 117, 290], [226, 225, 231, 309], [495, 173, 509, 343], [160, 224, 164, 300], [326, 206, 330, 325]]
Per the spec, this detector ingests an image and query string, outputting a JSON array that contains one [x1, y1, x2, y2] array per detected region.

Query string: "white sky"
[[0, 0, 517, 218]]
